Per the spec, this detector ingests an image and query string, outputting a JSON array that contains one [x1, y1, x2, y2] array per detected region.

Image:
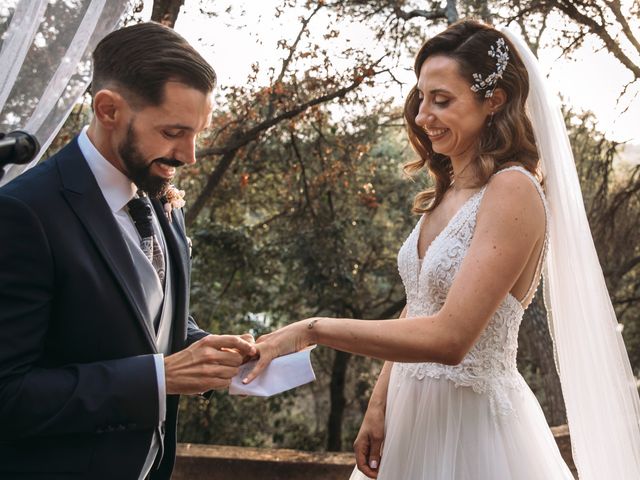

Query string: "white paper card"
[[229, 347, 316, 397]]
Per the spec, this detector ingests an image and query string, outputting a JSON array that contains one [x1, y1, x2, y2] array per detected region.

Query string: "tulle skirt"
[[350, 366, 575, 480]]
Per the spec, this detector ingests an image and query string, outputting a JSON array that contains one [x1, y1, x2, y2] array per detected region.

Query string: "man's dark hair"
[[92, 22, 216, 107]]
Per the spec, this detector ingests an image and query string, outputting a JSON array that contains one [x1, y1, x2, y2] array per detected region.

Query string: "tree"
[[151, 0, 184, 27], [505, 0, 640, 106], [177, 101, 417, 450]]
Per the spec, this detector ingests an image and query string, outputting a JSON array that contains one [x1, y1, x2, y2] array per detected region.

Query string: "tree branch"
[[290, 131, 317, 218], [608, 254, 640, 279], [552, 0, 640, 79], [188, 62, 384, 226], [151, 0, 184, 28], [445, 0, 459, 24], [186, 149, 237, 226], [197, 65, 381, 158], [392, 6, 446, 21], [604, 0, 640, 57], [276, 3, 323, 84]]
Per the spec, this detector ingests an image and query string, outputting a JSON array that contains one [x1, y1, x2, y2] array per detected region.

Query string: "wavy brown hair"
[[404, 20, 540, 213]]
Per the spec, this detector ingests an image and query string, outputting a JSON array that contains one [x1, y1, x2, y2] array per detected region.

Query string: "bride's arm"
[[245, 171, 544, 381], [353, 358, 394, 477], [366, 352, 396, 411], [353, 306, 407, 468], [353, 307, 405, 477]]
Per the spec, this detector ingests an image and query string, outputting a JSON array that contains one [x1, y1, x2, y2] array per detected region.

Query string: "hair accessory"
[[470, 37, 509, 98]]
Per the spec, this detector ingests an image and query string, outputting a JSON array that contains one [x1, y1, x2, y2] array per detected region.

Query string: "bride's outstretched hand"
[[242, 318, 319, 384]]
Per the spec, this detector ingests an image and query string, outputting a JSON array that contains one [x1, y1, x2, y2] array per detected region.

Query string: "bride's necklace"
[[450, 161, 475, 191]]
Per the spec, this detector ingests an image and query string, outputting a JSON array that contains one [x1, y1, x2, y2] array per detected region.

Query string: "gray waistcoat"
[[121, 212, 174, 479]]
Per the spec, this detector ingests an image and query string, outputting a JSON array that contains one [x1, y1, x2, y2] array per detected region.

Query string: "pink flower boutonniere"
[[163, 185, 186, 223]]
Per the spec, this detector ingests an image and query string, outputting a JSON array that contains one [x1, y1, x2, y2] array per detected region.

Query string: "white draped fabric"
[[500, 27, 640, 479], [0, 0, 130, 186]]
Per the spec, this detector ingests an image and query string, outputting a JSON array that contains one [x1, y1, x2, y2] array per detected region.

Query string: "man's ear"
[[487, 87, 507, 113], [92, 89, 127, 131]]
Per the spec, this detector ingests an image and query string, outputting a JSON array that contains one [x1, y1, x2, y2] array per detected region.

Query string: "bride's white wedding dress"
[[350, 165, 574, 479]]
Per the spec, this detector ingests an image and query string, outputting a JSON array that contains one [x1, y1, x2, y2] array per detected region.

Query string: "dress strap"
[[493, 166, 547, 207], [492, 165, 549, 305]]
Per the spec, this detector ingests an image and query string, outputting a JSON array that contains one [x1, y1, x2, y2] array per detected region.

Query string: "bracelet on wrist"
[[306, 318, 320, 343]]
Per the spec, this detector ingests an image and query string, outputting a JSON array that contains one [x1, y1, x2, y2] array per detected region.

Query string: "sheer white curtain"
[[0, 0, 130, 186]]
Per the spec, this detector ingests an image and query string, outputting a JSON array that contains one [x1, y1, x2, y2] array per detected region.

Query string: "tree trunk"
[[151, 0, 184, 28], [327, 350, 351, 451], [517, 286, 567, 426], [446, 0, 459, 24]]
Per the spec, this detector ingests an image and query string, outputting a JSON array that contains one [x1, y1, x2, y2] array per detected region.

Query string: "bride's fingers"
[[242, 348, 272, 384], [368, 435, 383, 476], [239, 333, 257, 362], [354, 437, 368, 474], [242, 359, 265, 384], [354, 435, 378, 478]]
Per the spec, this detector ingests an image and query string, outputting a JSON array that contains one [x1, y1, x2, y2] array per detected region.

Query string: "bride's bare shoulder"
[[479, 165, 545, 235]]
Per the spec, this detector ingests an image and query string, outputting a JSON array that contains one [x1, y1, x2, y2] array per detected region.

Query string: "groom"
[[0, 22, 255, 479]]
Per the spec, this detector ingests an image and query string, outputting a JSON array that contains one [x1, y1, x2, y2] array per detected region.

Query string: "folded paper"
[[229, 347, 316, 397]]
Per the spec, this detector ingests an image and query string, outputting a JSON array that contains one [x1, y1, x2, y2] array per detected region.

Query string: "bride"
[[244, 20, 640, 479]]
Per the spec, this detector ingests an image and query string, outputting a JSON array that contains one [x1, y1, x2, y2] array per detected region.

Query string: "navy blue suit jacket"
[[0, 138, 207, 479]]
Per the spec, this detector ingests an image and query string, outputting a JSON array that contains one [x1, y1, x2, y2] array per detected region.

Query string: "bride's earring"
[[487, 112, 495, 127]]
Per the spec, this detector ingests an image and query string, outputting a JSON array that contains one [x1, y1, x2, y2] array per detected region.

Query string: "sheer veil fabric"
[[499, 27, 640, 478]]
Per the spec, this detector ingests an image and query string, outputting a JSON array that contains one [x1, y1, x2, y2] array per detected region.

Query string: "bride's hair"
[[404, 19, 540, 214]]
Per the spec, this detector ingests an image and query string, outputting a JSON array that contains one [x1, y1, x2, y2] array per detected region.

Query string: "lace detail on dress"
[[395, 166, 549, 417]]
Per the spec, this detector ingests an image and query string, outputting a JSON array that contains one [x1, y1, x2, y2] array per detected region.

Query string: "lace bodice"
[[394, 166, 549, 416]]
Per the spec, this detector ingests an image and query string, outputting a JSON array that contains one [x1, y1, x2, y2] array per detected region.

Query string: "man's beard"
[[118, 122, 182, 199]]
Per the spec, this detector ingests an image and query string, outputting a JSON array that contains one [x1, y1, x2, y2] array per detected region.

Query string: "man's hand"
[[164, 334, 256, 395], [354, 404, 385, 478]]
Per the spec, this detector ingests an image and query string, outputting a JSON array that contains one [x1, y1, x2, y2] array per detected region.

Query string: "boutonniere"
[[163, 185, 186, 223]]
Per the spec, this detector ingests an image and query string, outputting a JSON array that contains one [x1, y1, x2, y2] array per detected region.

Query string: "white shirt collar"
[[78, 125, 137, 213]]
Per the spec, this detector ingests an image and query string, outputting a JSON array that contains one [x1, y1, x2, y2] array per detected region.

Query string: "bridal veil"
[[500, 26, 640, 479]]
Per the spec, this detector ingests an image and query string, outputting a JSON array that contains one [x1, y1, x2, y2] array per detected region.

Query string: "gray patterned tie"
[[126, 194, 165, 286]]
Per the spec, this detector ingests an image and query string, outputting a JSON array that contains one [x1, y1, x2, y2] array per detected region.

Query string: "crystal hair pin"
[[470, 37, 509, 98]]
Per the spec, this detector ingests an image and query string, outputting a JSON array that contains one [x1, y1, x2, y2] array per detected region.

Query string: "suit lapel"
[[152, 200, 189, 351], [57, 139, 157, 351]]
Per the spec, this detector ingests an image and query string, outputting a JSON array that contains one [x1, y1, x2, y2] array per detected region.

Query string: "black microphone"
[[0, 130, 41, 168]]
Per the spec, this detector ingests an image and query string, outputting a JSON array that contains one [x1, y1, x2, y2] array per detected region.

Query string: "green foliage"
[[177, 100, 420, 449], [567, 108, 640, 376]]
